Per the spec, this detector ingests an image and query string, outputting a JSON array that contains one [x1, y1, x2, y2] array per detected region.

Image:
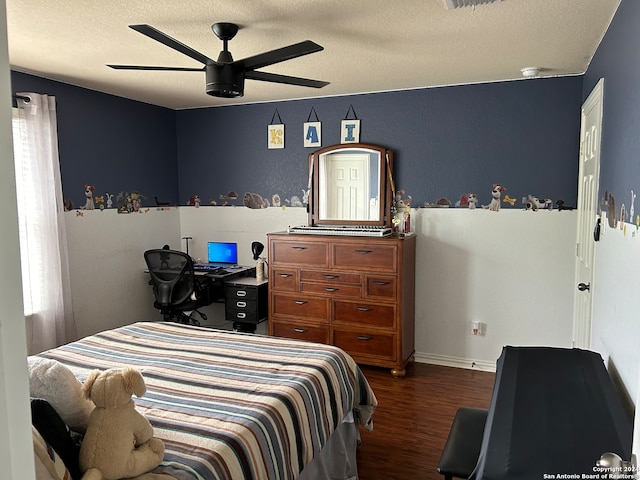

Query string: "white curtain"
[[13, 93, 76, 354]]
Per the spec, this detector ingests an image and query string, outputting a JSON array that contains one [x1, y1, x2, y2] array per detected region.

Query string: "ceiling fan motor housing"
[[206, 63, 245, 98]]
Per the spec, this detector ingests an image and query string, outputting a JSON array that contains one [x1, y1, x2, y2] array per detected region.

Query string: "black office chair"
[[144, 248, 209, 326]]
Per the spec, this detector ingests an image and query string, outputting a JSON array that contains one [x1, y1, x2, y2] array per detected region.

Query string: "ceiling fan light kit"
[[108, 22, 328, 98]]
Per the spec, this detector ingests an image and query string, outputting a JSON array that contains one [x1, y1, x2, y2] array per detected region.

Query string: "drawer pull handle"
[[357, 306, 373, 312], [324, 274, 338, 279], [357, 335, 373, 341], [373, 281, 390, 286], [236, 301, 247, 308], [325, 288, 338, 292], [355, 249, 373, 254], [293, 246, 307, 251], [236, 313, 246, 319], [294, 300, 308, 305], [293, 328, 308, 333], [279, 273, 292, 278], [236, 291, 247, 297]]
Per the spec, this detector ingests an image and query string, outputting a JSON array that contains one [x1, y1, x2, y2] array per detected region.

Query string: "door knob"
[[577, 282, 590, 292]]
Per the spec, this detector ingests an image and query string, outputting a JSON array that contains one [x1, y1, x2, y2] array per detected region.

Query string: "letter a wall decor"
[[268, 109, 285, 149], [304, 107, 321, 148]]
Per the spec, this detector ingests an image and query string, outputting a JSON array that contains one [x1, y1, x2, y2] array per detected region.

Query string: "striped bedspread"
[[35, 322, 377, 480]]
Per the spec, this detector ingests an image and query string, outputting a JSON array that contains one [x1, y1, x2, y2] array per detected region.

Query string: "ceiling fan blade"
[[237, 40, 324, 71], [129, 24, 216, 66], [107, 64, 204, 71], [245, 70, 329, 88]]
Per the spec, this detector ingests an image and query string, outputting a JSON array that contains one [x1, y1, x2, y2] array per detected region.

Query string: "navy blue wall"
[[584, 0, 640, 215], [176, 77, 583, 208], [10, 71, 178, 208], [11, 70, 583, 210]]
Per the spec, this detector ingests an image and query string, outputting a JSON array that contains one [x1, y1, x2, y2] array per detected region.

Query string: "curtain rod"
[[13, 94, 30, 103]]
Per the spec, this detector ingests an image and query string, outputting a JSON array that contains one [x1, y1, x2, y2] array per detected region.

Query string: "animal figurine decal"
[[105, 193, 114, 209], [524, 195, 553, 211], [456, 193, 478, 208], [556, 200, 575, 211], [188, 195, 201, 207], [503, 195, 517, 206], [243, 192, 269, 209], [484, 184, 506, 211], [629, 190, 636, 223], [82, 184, 95, 210]]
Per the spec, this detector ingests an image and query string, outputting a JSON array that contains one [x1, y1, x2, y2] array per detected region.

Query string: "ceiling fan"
[[107, 23, 329, 98]]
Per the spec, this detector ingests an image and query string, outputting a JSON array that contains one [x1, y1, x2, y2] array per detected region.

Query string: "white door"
[[321, 154, 370, 220], [573, 78, 604, 349]]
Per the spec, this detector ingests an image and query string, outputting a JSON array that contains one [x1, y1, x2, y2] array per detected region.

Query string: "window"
[[12, 107, 41, 315]]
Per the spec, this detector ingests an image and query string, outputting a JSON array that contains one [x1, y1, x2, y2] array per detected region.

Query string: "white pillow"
[[28, 357, 94, 432]]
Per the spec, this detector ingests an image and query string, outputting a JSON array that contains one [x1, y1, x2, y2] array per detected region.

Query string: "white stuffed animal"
[[28, 357, 95, 433]]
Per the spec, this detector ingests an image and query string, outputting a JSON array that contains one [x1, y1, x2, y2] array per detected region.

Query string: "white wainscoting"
[[65, 206, 577, 369]]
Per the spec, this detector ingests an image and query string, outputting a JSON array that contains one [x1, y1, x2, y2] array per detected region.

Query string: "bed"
[[32, 321, 378, 480]]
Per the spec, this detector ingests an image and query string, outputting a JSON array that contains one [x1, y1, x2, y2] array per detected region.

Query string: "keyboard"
[[287, 225, 393, 237], [193, 265, 228, 275]]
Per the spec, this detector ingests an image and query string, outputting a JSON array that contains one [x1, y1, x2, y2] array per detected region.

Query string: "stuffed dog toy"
[[79, 367, 166, 480]]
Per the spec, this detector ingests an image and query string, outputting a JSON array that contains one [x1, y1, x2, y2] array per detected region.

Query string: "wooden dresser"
[[267, 232, 416, 376]]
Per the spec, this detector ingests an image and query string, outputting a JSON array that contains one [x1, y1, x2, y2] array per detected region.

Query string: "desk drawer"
[[226, 305, 260, 323], [272, 293, 328, 322], [272, 321, 330, 344], [226, 285, 257, 301]]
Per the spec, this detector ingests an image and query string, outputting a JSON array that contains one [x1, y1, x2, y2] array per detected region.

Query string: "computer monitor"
[[207, 241, 238, 265]]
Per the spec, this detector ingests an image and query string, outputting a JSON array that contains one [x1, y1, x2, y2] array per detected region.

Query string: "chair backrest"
[[144, 249, 196, 307]]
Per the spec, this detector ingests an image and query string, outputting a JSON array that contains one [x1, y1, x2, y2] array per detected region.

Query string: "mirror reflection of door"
[[320, 153, 372, 221]]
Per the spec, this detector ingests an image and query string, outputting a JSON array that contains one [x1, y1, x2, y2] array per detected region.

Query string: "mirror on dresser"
[[308, 143, 394, 228]]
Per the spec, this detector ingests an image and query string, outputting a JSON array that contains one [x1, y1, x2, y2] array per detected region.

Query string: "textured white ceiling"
[[6, 0, 619, 110]]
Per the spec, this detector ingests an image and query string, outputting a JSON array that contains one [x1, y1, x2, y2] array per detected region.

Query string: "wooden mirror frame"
[[308, 143, 394, 227]]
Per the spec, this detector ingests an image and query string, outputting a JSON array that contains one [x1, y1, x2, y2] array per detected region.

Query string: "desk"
[[470, 346, 632, 480], [194, 266, 256, 304], [145, 265, 258, 328]]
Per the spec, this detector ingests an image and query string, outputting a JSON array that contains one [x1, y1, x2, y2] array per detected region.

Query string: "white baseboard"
[[414, 351, 497, 372]]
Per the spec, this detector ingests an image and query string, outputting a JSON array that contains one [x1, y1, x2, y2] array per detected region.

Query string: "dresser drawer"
[[333, 300, 395, 328], [272, 321, 330, 344], [301, 270, 361, 284], [301, 282, 362, 298], [272, 293, 328, 322], [271, 241, 328, 267], [333, 328, 396, 360], [365, 275, 397, 300], [270, 268, 299, 291], [333, 243, 397, 272]]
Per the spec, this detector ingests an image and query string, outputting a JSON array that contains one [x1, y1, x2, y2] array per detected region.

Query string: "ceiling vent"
[[444, 0, 502, 9]]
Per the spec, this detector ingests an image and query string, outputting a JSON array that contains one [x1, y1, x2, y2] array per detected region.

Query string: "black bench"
[[437, 407, 488, 480]]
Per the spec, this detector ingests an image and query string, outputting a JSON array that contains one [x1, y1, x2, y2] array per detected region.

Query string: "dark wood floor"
[[356, 362, 496, 480]]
